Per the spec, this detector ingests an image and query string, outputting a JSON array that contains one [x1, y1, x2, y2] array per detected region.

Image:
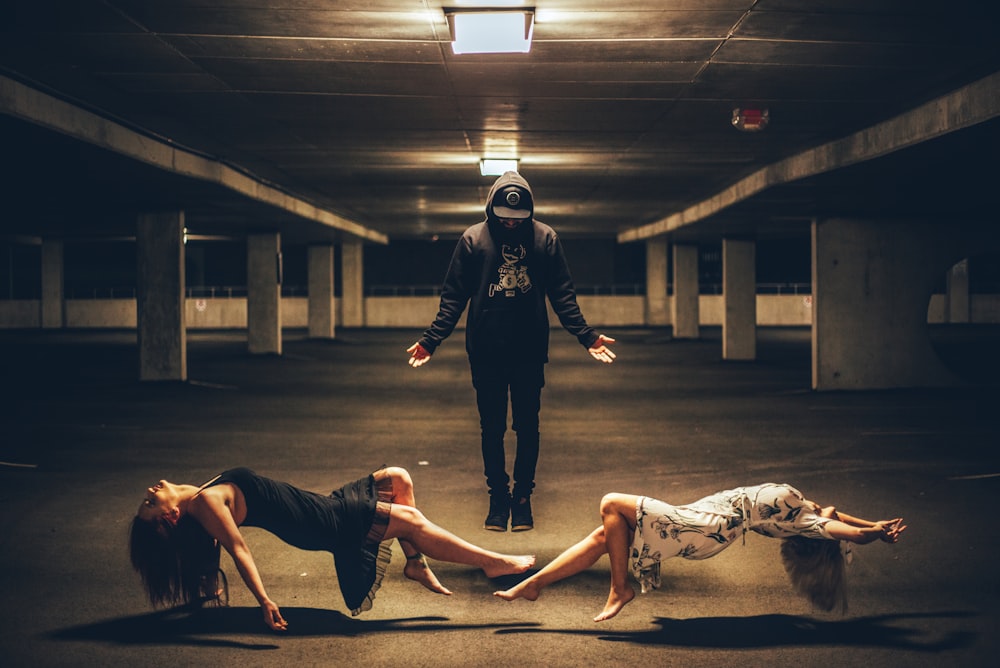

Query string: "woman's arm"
[[824, 517, 906, 544], [189, 492, 288, 631], [833, 510, 879, 528]]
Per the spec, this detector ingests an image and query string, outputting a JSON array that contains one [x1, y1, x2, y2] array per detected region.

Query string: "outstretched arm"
[[824, 517, 906, 544], [409, 235, 473, 366], [407, 342, 432, 368], [588, 335, 617, 363], [189, 493, 288, 631]]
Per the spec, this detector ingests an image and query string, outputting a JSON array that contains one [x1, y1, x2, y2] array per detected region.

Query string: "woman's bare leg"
[[380, 467, 419, 549], [594, 493, 639, 622], [494, 526, 607, 602], [380, 468, 534, 593], [377, 467, 452, 594]]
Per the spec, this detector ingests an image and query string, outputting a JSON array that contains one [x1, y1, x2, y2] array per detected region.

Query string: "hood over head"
[[485, 171, 534, 222]]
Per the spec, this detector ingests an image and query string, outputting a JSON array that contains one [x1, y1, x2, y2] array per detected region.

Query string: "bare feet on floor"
[[493, 578, 541, 602], [483, 554, 536, 579], [593, 584, 635, 622], [404, 557, 452, 595]]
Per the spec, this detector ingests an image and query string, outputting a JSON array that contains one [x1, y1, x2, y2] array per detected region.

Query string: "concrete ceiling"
[[1, 0, 999, 246]]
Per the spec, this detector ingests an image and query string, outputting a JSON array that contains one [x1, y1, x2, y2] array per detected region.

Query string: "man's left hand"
[[588, 335, 617, 364]]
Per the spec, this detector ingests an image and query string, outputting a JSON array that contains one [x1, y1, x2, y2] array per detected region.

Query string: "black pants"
[[471, 360, 545, 498]]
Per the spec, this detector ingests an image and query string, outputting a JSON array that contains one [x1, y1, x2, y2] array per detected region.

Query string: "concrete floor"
[[0, 326, 998, 667]]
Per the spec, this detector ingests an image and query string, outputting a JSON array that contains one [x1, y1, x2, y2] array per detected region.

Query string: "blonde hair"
[[780, 536, 848, 613]]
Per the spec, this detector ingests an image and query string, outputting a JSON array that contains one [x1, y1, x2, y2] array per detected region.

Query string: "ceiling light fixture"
[[446, 8, 534, 55], [480, 158, 519, 176]]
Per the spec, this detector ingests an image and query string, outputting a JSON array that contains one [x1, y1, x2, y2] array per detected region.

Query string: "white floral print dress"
[[629, 483, 836, 593]]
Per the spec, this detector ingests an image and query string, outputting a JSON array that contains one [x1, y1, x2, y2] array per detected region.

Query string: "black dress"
[[205, 467, 393, 615]]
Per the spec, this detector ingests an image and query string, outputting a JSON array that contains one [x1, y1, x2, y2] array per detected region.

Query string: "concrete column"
[[671, 243, 700, 339], [645, 238, 669, 326], [136, 212, 186, 381], [945, 259, 970, 324], [811, 218, 962, 390], [722, 238, 756, 360], [247, 233, 282, 355], [341, 240, 364, 328], [308, 244, 336, 338], [40, 239, 64, 329]]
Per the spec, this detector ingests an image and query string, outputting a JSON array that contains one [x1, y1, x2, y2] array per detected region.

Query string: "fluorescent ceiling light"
[[480, 158, 519, 176], [448, 10, 534, 55], [454, 0, 525, 5]]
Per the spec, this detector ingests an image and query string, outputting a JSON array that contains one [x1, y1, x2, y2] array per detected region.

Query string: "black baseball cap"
[[492, 186, 532, 219]]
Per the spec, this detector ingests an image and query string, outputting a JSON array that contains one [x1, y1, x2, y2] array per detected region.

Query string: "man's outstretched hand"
[[407, 342, 432, 368], [588, 335, 617, 364]]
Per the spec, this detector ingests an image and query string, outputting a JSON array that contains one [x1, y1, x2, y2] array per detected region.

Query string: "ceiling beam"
[[619, 70, 1000, 244], [0, 75, 388, 245]]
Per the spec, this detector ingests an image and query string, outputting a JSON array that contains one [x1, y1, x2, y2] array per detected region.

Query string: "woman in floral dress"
[[494, 482, 905, 621]]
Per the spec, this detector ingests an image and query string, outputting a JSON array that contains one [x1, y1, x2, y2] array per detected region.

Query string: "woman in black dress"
[[130, 466, 535, 631]]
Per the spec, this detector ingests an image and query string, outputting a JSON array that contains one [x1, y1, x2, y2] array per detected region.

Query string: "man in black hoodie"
[[406, 171, 617, 532]]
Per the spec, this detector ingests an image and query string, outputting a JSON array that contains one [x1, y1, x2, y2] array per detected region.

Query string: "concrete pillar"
[[671, 243, 700, 339], [40, 239, 64, 329], [136, 212, 186, 381], [645, 238, 669, 326], [247, 233, 282, 355], [341, 240, 364, 328], [811, 218, 962, 390], [945, 259, 970, 324], [308, 244, 336, 338], [722, 238, 756, 360]]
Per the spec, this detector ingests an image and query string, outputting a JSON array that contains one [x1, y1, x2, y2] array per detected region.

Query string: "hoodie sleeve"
[[545, 234, 600, 349], [418, 235, 473, 353]]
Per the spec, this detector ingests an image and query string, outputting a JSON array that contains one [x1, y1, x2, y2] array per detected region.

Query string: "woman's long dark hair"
[[129, 514, 223, 608], [780, 536, 848, 613]]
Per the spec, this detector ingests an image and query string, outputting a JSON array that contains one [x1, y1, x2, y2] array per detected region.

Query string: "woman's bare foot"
[[493, 577, 541, 602], [593, 584, 635, 622], [483, 554, 535, 579], [404, 557, 452, 595]]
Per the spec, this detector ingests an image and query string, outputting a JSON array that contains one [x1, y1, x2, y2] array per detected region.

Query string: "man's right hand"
[[407, 342, 432, 368]]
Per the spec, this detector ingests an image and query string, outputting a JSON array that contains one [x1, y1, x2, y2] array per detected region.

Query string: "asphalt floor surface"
[[0, 325, 998, 667]]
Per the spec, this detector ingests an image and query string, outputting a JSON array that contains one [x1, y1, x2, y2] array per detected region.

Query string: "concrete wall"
[[1, 293, 998, 330], [366, 296, 440, 329], [0, 300, 41, 328], [756, 294, 814, 326], [971, 295, 1000, 323], [186, 297, 246, 329], [572, 295, 646, 327], [929, 294, 1000, 324], [68, 299, 136, 328]]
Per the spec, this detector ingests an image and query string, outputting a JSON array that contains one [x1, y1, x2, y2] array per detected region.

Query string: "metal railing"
[[369, 283, 649, 296], [756, 283, 812, 295], [52, 281, 1000, 300], [60, 282, 812, 300], [368, 285, 446, 297], [186, 286, 246, 299], [64, 286, 312, 299]]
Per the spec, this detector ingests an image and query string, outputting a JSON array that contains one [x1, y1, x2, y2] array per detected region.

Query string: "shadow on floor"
[[47, 606, 542, 648], [495, 610, 977, 653], [49, 605, 974, 654]]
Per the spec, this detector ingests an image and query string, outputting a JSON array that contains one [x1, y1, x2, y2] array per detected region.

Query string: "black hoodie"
[[418, 171, 598, 364]]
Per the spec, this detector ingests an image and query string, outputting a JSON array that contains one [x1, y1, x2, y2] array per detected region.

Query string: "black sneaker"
[[510, 496, 533, 532], [484, 492, 510, 531]]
